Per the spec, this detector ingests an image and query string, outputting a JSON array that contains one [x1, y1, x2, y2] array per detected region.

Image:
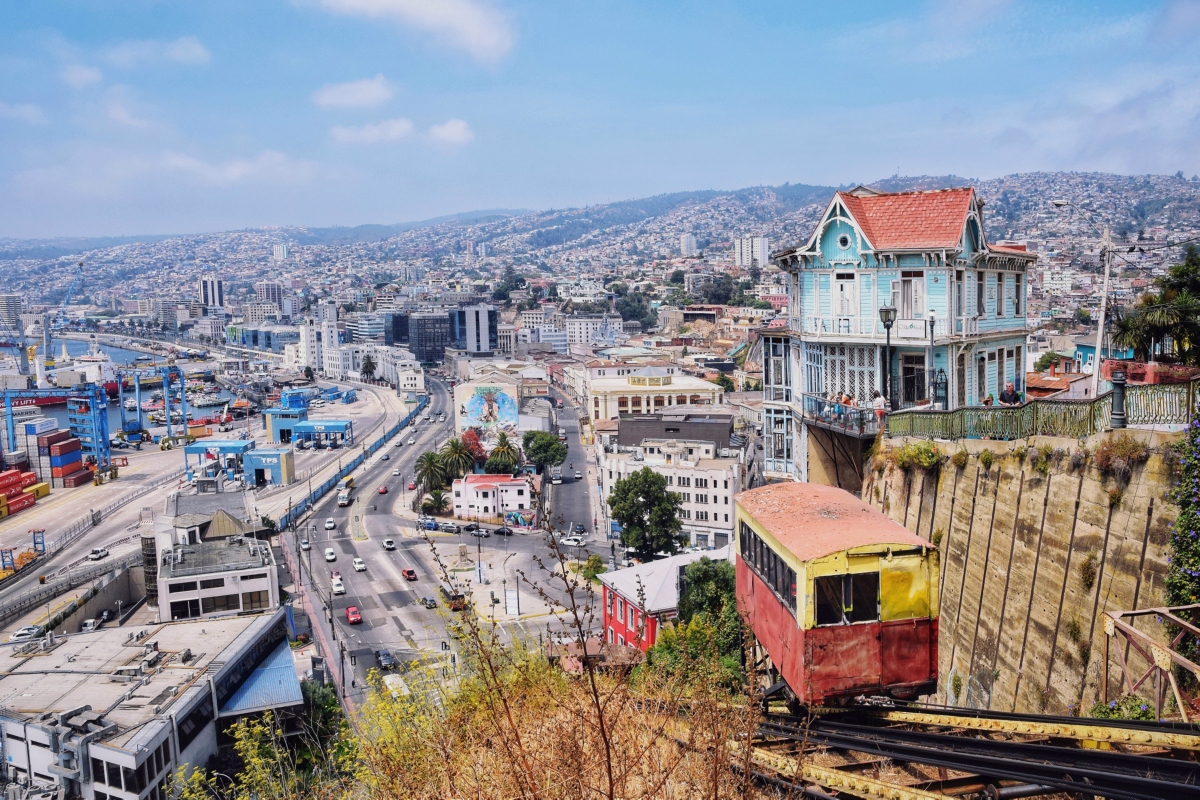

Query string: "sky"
[[1, 0, 1199, 238]]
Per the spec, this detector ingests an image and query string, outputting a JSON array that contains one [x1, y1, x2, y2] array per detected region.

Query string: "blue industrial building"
[[243, 449, 296, 486], [263, 407, 307, 444], [291, 419, 354, 448], [183, 439, 256, 481]]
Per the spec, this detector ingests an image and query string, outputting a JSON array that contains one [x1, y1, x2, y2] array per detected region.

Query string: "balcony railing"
[[886, 379, 1199, 441], [800, 393, 882, 439]]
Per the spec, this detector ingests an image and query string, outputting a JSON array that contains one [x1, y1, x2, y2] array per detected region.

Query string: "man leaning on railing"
[[999, 381, 1022, 406]]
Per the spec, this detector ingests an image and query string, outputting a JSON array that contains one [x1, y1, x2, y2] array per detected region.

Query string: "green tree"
[[484, 454, 516, 474], [607, 281, 629, 297], [678, 557, 736, 625], [648, 556, 742, 671], [1034, 350, 1061, 372], [422, 488, 450, 515], [490, 431, 519, 465], [414, 451, 445, 493], [748, 264, 762, 285], [608, 467, 685, 561], [440, 438, 473, 479], [303, 365, 315, 382], [702, 274, 734, 305], [1073, 308, 1092, 326], [712, 373, 735, 392], [581, 552, 607, 581], [669, 269, 685, 285], [359, 354, 377, 382], [521, 430, 567, 468]]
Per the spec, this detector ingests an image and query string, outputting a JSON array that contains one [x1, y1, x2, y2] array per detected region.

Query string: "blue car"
[[423, 519, 438, 530]]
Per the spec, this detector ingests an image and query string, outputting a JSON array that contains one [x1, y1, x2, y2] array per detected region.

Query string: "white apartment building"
[[372, 345, 425, 393], [316, 298, 339, 323], [198, 274, 224, 310], [254, 281, 285, 306], [600, 437, 741, 549], [243, 303, 280, 326], [681, 233, 698, 258], [520, 308, 548, 328], [1043, 268, 1075, 294], [497, 322, 515, 354], [534, 325, 568, 353], [300, 320, 323, 369], [272, 243, 289, 260], [451, 473, 538, 527], [322, 343, 362, 380], [565, 314, 622, 345], [732, 235, 770, 268], [0, 294, 21, 326], [157, 537, 279, 622]]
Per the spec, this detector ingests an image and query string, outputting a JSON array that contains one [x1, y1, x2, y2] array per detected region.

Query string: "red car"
[[330, 569, 341, 579], [401, 568, 417, 581], [345, 606, 362, 624], [378, 485, 388, 494], [407, 480, 417, 490]]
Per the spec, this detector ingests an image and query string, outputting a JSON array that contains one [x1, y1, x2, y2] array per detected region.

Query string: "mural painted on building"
[[504, 509, 538, 529], [457, 384, 520, 446]]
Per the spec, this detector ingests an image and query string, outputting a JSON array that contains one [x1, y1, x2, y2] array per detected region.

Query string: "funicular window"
[[739, 521, 797, 614], [814, 573, 881, 626]]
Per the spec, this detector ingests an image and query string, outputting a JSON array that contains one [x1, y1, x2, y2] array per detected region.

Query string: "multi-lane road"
[[287, 377, 605, 703]]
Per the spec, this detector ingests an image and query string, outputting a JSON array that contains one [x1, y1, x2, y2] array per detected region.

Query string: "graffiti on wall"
[[504, 509, 538, 529], [459, 385, 519, 445]]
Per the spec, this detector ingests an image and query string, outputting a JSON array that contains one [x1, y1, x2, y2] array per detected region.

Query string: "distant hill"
[[0, 234, 180, 261], [292, 209, 531, 245]]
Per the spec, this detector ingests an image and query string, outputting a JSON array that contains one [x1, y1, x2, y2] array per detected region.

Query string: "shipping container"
[[23, 419, 57, 436], [19, 473, 36, 488], [0, 469, 21, 487], [36, 430, 71, 447], [50, 453, 83, 469], [3, 485, 24, 499], [63, 470, 94, 488], [49, 439, 81, 457], [5, 492, 36, 512], [22, 483, 49, 499]]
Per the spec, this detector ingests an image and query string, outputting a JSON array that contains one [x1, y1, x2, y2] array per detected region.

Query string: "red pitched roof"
[[838, 187, 975, 250]]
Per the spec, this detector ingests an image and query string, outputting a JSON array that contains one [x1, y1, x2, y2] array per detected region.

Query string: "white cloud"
[[104, 95, 154, 130], [158, 150, 317, 187], [61, 64, 102, 89], [312, 74, 395, 108], [428, 118, 474, 145], [317, 0, 513, 63], [0, 102, 46, 124], [102, 36, 211, 68], [331, 117, 414, 143]]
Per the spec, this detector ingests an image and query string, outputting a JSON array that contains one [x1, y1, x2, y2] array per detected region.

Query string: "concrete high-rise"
[[272, 243, 289, 261], [254, 281, 284, 307], [733, 236, 770, 268], [0, 295, 21, 327], [198, 275, 224, 310], [680, 234, 698, 258], [463, 304, 497, 354], [410, 312, 450, 364]]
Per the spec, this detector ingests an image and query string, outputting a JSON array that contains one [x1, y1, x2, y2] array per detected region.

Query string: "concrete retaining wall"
[[863, 429, 1179, 714]]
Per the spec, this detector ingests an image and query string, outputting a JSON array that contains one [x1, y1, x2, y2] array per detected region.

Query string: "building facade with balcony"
[[764, 186, 1036, 483]]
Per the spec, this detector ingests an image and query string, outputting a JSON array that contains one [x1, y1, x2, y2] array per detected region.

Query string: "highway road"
[[290, 377, 605, 703]]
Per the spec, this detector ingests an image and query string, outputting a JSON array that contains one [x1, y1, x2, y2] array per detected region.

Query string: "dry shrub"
[[1095, 433, 1149, 488]]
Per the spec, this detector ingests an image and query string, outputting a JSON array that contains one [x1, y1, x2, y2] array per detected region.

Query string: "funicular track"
[[747, 705, 1200, 800]]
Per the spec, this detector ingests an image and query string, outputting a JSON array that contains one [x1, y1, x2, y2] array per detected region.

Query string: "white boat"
[[124, 398, 138, 411], [187, 393, 226, 408]]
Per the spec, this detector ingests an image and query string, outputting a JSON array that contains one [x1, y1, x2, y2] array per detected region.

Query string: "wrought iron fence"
[[886, 378, 1197, 441], [800, 393, 883, 438]]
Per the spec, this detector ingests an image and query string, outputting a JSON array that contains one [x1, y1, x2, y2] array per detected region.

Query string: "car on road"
[[574, 471, 583, 480], [381, 453, 390, 461], [559, 536, 586, 548], [439, 586, 466, 611], [80, 618, 102, 633], [352, 557, 366, 572], [375, 649, 396, 670], [87, 548, 109, 561], [324, 518, 336, 530], [300, 539, 311, 551], [407, 437, 415, 445], [463, 522, 480, 532], [98, 609, 113, 624], [471, 527, 490, 538], [420, 596, 437, 609], [422, 519, 438, 531], [494, 526, 514, 536], [407, 480, 417, 490], [378, 485, 388, 494], [439, 521, 461, 534], [345, 606, 362, 624], [8, 626, 42, 642], [401, 568, 417, 581], [382, 538, 396, 550], [573, 523, 586, 535], [331, 577, 346, 595], [330, 569, 341, 579], [394, 440, 403, 447], [324, 548, 336, 562], [392, 468, 401, 476]]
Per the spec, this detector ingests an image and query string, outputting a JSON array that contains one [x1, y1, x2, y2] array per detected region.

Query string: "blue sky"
[[1, 0, 1199, 237]]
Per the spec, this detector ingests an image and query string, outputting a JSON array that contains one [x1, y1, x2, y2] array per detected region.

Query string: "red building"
[[598, 546, 730, 651]]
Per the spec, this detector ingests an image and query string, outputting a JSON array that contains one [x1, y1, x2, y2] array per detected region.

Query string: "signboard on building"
[[894, 319, 928, 339]]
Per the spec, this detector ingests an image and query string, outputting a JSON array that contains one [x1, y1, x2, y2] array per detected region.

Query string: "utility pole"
[[1091, 228, 1112, 400]]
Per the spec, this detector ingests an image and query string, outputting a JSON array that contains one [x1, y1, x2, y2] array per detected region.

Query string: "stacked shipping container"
[[0, 469, 40, 519]]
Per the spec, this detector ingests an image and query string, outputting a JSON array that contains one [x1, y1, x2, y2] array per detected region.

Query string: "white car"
[[352, 557, 366, 572], [407, 437, 415, 445], [324, 518, 336, 530], [8, 626, 42, 642], [331, 577, 346, 595], [87, 548, 109, 561], [392, 468, 401, 476], [324, 548, 336, 562], [559, 535, 586, 548], [574, 471, 583, 480]]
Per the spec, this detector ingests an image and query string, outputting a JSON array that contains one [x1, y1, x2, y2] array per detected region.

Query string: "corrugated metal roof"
[[219, 640, 303, 717]]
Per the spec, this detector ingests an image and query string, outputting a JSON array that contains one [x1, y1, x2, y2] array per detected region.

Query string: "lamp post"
[[927, 309, 937, 406], [879, 306, 897, 409], [1052, 199, 1111, 399]]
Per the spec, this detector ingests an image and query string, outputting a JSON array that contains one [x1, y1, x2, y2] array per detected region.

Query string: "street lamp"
[[927, 309, 937, 406], [1052, 199, 1111, 399], [879, 306, 897, 409]]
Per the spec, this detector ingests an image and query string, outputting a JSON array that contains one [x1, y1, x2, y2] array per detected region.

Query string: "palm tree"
[[422, 488, 450, 515], [359, 354, 377, 382], [491, 432, 519, 466], [440, 438, 473, 479], [414, 451, 444, 493]]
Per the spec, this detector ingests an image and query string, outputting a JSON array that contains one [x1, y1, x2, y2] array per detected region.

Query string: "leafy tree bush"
[[608, 467, 685, 560], [1089, 694, 1156, 721], [522, 430, 567, 468]]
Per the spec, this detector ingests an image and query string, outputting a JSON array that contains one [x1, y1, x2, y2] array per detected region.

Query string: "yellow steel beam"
[[864, 709, 1200, 750], [736, 741, 952, 800]]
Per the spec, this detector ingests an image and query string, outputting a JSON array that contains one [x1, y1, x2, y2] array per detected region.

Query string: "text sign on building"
[[894, 319, 928, 339]]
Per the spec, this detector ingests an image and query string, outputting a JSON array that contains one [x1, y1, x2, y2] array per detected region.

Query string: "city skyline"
[[1, 0, 1199, 238]]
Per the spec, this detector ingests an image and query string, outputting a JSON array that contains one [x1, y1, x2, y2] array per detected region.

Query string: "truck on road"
[[549, 466, 563, 485]]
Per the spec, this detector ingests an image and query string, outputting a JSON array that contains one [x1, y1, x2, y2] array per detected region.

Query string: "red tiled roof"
[[838, 187, 975, 250]]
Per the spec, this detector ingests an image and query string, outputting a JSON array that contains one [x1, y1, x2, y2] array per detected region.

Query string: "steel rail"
[[810, 702, 1200, 750], [760, 717, 1200, 800]]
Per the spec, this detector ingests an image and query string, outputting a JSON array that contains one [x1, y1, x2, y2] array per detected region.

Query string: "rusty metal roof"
[[737, 483, 926, 563]]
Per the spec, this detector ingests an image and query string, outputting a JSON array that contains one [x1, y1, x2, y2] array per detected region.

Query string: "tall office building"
[[272, 243, 289, 261], [0, 295, 22, 327], [254, 281, 285, 307], [463, 304, 498, 354], [316, 298, 338, 323], [198, 274, 224, 310], [680, 234, 698, 258], [410, 312, 451, 364], [733, 235, 770, 268]]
